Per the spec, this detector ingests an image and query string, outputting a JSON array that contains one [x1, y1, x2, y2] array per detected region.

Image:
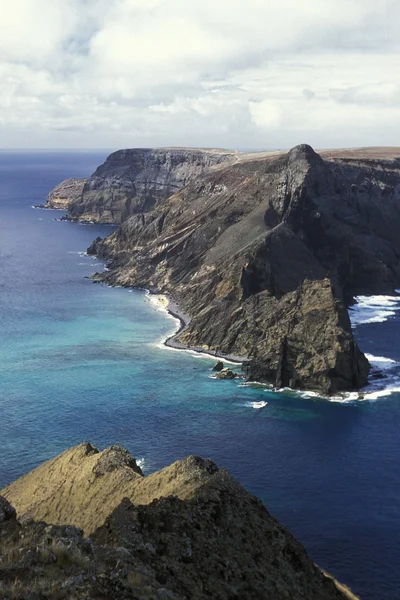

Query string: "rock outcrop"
[[0, 443, 358, 599], [85, 144, 400, 393], [45, 177, 87, 210], [46, 148, 237, 223]]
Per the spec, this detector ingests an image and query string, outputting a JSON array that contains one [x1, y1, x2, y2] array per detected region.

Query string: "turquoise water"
[[1, 151, 400, 599]]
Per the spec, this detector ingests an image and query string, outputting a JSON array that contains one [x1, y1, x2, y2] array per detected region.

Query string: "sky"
[[0, 0, 399, 150]]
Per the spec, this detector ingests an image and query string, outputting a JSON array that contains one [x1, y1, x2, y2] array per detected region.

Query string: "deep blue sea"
[[1, 151, 400, 600]]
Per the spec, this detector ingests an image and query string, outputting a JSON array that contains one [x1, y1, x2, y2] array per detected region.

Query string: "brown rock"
[[0, 444, 358, 600], [213, 368, 237, 379], [46, 177, 87, 210], [87, 144, 396, 393]]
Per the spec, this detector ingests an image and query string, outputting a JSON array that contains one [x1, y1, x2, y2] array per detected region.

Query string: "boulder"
[[213, 368, 237, 380], [0, 496, 16, 522], [212, 360, 224, 371]]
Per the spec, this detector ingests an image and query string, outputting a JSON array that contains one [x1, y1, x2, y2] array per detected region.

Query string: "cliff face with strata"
[[88, 144, 400, 393], [0, 443, 358, 599], [45, 177, 87, 210], [46, 148, 237, 223]]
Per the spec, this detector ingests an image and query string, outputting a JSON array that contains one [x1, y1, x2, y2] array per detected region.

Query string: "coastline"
[[89, 255, 400, 402], [147, 291, 247, 366], [148, 291, 400, 403]]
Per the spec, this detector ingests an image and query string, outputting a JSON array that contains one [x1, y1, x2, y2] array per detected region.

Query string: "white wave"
[[365, 353, 397, 370], [349, 294, 400, 327], [299, 390, 321, 399], [136, 457, 145, 471], [152, 339, 240, 365], [361, 387, 400, 400], [328, 383, 400, 403], [245, 401, 268, 409], [238, 381, 271, 388]]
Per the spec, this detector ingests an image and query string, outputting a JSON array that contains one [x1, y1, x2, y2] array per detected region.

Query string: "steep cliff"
[[0, 443, 358, 599], [87, 144, 400, 393], [45, 177, 87, 210], [46, 148, 237, 223]]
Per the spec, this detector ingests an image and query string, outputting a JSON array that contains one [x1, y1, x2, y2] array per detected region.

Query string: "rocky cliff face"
[[0, 443, 358, 599], [86, 144, 400, 393], [46, 148, 237, 223], [45, 177, 87, 210]]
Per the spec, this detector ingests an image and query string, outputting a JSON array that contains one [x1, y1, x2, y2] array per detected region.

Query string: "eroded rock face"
[[47, 148, 237, 223], [46, 177, 87, 210], [0, 444, 359, 599], [86, 145, 400, 392]]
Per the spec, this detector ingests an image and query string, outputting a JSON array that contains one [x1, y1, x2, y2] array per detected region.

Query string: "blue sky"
[[1, 0, 399, 149]]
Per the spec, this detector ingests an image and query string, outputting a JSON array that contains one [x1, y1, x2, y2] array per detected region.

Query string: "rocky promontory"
[[45, 177, 87, 210], [45, 148, 237, 223], [43, 143, 400, 394], [0, 443, 358, 599], [85, 143, 400, 394]]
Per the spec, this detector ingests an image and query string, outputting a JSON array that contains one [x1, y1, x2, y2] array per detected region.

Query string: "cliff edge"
[[46, 178, 87, 210], [0, 443, 358, 599], [45, 148, 237, 223], [88, 144, 400, 394]]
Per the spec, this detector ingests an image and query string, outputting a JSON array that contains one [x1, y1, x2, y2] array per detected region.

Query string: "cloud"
[[0, 0, 399, 148]]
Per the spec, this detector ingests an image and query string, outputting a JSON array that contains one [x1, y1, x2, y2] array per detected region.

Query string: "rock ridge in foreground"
[[0, 443, 358, 599]]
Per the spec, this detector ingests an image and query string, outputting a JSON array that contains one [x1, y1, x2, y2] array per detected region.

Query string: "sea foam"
[[245, 400, 268, 409], [349, 295, 400, 327]]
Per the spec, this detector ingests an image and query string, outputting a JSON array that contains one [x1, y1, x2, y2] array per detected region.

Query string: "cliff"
[[0, 443, 358, 599], [46, 148, 237, 223], [45, 177, 87, 210], [85, 144, 400, 393]]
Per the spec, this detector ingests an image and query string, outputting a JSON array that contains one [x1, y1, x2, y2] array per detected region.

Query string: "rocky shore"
[[45, 178, 87, 210], [159, 294, 248, 364], [48, 143, 400, 394], [0, 443, 358, 599]]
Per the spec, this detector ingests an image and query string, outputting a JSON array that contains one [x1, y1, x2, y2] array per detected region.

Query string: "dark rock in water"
[[87, 236, 104, 256], [213, 368, 237, 379], [241, 278, 370, 394], [0, 443, 358, 599], [212, 360, 224, 371]]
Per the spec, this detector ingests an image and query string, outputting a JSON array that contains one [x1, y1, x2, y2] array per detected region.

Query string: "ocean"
[[0, 150, 399, 600]]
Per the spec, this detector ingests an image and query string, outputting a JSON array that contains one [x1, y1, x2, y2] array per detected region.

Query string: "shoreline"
[[106, 286, 396, 402], [91, 260, 398, 403], [147, 291, 247, 366]]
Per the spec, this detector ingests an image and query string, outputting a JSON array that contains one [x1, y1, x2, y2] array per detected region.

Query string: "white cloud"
[[0, 0, 399, 148]]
